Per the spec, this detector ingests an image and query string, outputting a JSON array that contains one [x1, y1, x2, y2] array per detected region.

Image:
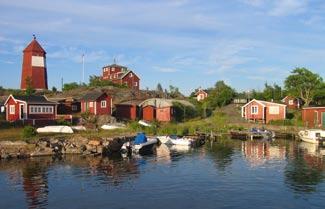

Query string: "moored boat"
[[157, 135, 193, 146], [298, 129, 325, 144], [101, 123, 126, 130], [121, 133, 158, 154]]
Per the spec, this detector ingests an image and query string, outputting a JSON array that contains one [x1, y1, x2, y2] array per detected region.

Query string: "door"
[[20, 104, 24, 119], [322, 112, 325, 128]]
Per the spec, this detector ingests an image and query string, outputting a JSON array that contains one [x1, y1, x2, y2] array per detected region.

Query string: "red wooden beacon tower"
[[20, 35, 48, 90]]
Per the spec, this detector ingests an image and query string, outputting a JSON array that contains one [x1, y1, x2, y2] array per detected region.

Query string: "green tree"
[[62, 82, 80, 91], [314, 82, 325, 105], [25, 76, 35, 96], [156, 83, 163, 92], [285, 68, 323, 106], [207, 81, 235, 108], [52, 86, 57, 93]]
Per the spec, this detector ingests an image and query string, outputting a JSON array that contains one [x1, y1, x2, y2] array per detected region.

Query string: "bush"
[[22, 126, 37, 138]]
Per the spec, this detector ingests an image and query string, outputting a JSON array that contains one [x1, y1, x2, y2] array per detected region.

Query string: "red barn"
[[4, 95, 57, 123], [241, 99, 286, 124], [302, 107, 325, 128], [115, 100, 142, 120], [80, 91, 112, 115], [102, 64, 140, 90], [21, 36, 48, 90], [281, 96, 301, 109], [195, 89, 208, 101]]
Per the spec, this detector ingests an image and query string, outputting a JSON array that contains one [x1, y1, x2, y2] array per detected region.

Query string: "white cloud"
[[269, 0, 308, 16]]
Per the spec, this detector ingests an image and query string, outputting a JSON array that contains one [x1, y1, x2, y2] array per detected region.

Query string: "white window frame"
[[101, 100, 107, 108], [269, 106, 280, 115], [72, 105, 78, 111], [288, 100, 294, 105], [29, 105, 54, 114], [251, 105, 258, 115], [134, 81, 138, 87], [129, 73, 133, 77], [9, 105, 15, 115], [89, 102, 93, 108]]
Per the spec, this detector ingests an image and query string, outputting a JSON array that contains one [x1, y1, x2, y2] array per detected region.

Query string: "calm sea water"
[[1, 139, 325, 209]]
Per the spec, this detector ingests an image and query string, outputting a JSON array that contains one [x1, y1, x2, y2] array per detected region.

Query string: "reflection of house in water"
[[242, 141, 286, 167], [22, 161, 49, 209], [299, 142, 325, 170]]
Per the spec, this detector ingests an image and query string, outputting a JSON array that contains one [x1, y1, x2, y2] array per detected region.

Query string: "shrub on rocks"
[[22, 126, 36, 138]]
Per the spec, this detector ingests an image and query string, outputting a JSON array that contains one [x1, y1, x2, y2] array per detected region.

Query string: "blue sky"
[[1, 0, 325, 95]]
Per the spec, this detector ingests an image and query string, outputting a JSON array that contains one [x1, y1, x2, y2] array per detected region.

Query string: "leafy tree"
[[156, 83, 163, 92], [52, 86, 57, 93], [168, 85, 183, 98], [89, 75, 126, 88], [285, 68, 323, 106], [314, 82, 325, 105], [25, 76, 35, 96], [262, 83, 283, 101], [207, 81, 235, 108], [62, 82, 80, 91]]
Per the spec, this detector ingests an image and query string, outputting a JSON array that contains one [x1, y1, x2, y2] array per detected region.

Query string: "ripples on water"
[[1, 139, 325, 209]]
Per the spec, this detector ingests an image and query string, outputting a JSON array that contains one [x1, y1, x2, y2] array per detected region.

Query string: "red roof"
[[23, 38, 46, 53]]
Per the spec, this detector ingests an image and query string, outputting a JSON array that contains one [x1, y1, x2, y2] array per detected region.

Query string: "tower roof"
[[23, 37, 46, 53]]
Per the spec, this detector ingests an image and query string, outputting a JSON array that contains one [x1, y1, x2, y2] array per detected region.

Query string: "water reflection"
[[1, 139, 325, 209], [242, 141, 286, 167], [285, 142, 325, 193]]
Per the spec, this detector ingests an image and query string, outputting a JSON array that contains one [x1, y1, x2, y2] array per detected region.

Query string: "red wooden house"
[[140, 98, 194, 122], [80, 91, 112, 115], [4, 95, 57, 123], [195, 89, 208, 101], [102, 64, 140, 90], [115, 100, 142, 120], [281, 96, 301, 109], [48, 97, 81, 115], [241, 99, 286, 124], [302, 107, 325, 128]]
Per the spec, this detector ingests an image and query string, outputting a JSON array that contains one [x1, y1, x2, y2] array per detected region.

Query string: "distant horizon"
[[1, 0, 325, 95]]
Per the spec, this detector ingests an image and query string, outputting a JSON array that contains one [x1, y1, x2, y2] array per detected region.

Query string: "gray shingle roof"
[[81, 91, 106, 101], [14, 95, 57, 104]]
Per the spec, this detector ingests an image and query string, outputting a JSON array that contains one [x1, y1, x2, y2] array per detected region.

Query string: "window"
[[112, 67, 115, 71], [129, 73, 133, 77], [29, 106, 54, 114], [288, 100, 294, 105], [9, 105, 15, 114], [134, 82, 138, 87], [251, 105, 258, 114], [30, 107, 34, 113], [101, 100, 107, 108], [89, 102, 93, 107], [72, 105, 77, 111], [269, 106, 279, 114]]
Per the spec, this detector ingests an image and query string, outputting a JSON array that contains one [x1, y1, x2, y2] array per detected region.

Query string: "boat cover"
[[134, 133, 147, 144]]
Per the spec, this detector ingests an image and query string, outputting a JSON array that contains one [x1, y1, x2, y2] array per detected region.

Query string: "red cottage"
[[4, 95, 57, 123], [115, 100, 142, 120], [102, 64, 140, 90], [21, 36, 48, 90], [140, 98, 194, 122], [302, 107, 325, 128], [241, 99, 286, 124], [48, 97, 81, 115], [195, 89, 208, 101], [80, 91, 112, 115], [281, 96, 301, 109]]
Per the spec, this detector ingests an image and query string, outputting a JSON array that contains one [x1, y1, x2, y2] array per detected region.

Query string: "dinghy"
[[158, 135, 193, 146], [121, 133, 158, 154], [36, 126, 74, 134], [138, 120, 152, 127], [101, 123, 126, 130]]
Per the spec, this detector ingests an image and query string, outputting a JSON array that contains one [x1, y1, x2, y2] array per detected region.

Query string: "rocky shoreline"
[[0, 136, 134, 160]]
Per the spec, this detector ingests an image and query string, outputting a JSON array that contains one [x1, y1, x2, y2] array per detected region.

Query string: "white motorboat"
[[298, 129, 325, 144], [37, 126, 74, 134], [121, 133, 158, 154], [101, 123, 126, 130], [71, 126, 86, 131], [158, 135, 193, 146]]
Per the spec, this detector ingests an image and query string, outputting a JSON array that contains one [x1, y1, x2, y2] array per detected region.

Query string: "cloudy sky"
[[1, 0, 325, 94]]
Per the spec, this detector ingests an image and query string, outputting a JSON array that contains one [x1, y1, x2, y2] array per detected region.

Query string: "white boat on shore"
[[138, 120, 152, 127], [298, 129, 325, 144], [101, 123, 126, 130], [36, 126, 74, 134]]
